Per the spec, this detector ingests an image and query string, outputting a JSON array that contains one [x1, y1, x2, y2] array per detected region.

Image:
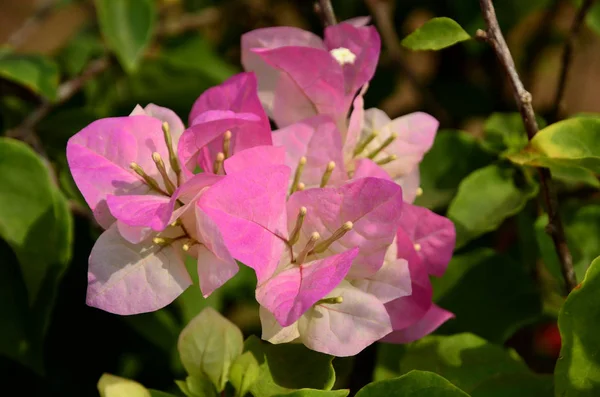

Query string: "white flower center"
[[330, 47, 356, 65]]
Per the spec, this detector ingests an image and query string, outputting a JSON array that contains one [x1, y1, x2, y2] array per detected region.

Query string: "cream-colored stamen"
[[296, 182, 306, 192], [152, 152, 176, 195], [153, 237, 173, 246], [353, 131, 378, 157], [213, 152, 225, 175], [375, 154, 397, 166], [367, 133, 398, 159], [162, 122, 181, 185], [330, 47, 357, 65], [416, 187, 424, 197], [313, 221, 353, 253], [289, 207, 307, 246], [223, 130, 232, 159], [290, 156, 307, 195], [320, 161, 336, 188], [316, 296, 344, 305], [414, 243, 422, 252], [130, 162, 167, 195], [295, 232, 320, 265], [182, 240, 197, 252]]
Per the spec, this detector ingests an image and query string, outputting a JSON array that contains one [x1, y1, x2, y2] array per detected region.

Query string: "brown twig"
[[316, 0, 337, 26], [550, 0, 596, 122], [364, 0, 450, 125], [4, 0, 55, 48], [477, 0, 577, 293]]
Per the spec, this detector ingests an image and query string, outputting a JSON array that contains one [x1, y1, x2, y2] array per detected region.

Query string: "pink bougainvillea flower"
[[383, 203, 456, 342], [68, 106, 238, 315], [272, 115, 347, 191], [177, 73, 272, 177], [241, 20, 380, 128]]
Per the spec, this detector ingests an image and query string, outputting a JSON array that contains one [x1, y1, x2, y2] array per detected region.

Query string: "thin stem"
[[478, 0, 577, 293], [317, 0, 337, 26], [550, 0, 596, 122]]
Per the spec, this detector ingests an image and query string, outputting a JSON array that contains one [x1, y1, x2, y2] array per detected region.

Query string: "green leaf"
[[98, 373, 151, 397], [431, 249, 542, 343], [401, 17, 471, 51], [0, 138, 73, 309], [448, 164, 538, 248], [481, 112, 545, 154], [57, 31, 104, 77], [176, 375, 218, 397], [375, 333, 536, 393], [555, 256, 600, 396], [176, 255, 223, 324], [547, 163, 600, 189], [356, 370, 469, 397], [177, 307, 243, 391], [95, 0, 156, 73], [230, 351, 260, 397], [469, 373, 553, 397], [586, 2, 600, 35], [122, 309, 179, 353], [148, 390, 179, 397], [244, 335, 336, 397], [415, 130, 493, 210], [507, 117, 600, 174], [273, 390, 349, 397], [0, 53, 59, 101]]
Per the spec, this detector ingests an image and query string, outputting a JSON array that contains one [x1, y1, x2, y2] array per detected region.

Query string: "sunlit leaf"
[[356, 370, 469, 396], [0, 53, 59, 101], [402, 17, 471, 51]]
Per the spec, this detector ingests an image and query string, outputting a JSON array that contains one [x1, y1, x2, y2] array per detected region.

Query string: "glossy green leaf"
[[416, 130, 493, 210], [98, 373, 150, 397], [555, 256, 600, 396], [230, 351, 260, 397], [356, 370, 469, 397], [481, 112, 545, 154], [507, 117, 600, 174], [448, 165, 538, 248], [177, 307, 243, 391], [431, 249, 542, 343], [375, 333, 532, 392], [0, 53, 59, 101], [273, 390, 349, 397], [401, 17, 471, 51], [95, 0, 156, 73], [244, 336, 336, 397]]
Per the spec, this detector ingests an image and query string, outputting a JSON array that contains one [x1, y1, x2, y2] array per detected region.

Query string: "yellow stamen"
[[153, 237, 173, 246], [152, 152, 176, 195], [375, 154, 397, 166], [316, 296, 343, 305], [295, 232, 320, 265], [289, 207, 307, 246], [416, 187, 424, 197], [296, 182, 306, 192], [162, 122, 181, 184], [130, 162, 166, 195], [367, 133, 398, 159], [414, 243, 422, 252], [320, 161, 336, 188], [290, 156, 307, 195], [353, 131, 378, 157], [182, 240, 197, 252], [223, 130, 232, 159], [213, 152, 225, 175], [313, 221, 353, 253], [170, 219, 182, 227]]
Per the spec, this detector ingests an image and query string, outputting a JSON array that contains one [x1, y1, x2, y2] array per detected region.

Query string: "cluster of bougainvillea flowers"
[[66, 17, 456, 357]]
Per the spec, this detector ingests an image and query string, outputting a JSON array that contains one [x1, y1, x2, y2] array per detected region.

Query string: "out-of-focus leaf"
[[547, 163, 600, 188], [244, 335, 336, 397], [273, 390, 349, 397], [230, 351, 260, 397], [555, 256, 600, 396], [148, 390, 179, 397], [0, 53, 59, 101], [415, 130, 493, 210], [176, 375, 218, 397], [507, 117, 600, 174], [175, 255, 223, 324], [375, 333, 538, 394], [97, 373, 150, 397], [356, 370, 469, 396], [122, 309, 179, 354], [177, 307, 243, 391], [57, 31, 104, 77], [586, 2, 600, 35], [469, 373, 553, 397], [95, 0, 156, 73], [481, 112, 545, 154], [431, 249, 542, 343], [448, 165, 538, 248], [401, 17, 471, 51]]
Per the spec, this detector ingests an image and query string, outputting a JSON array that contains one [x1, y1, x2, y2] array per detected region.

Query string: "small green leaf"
[[481, 112, 545, 154], [57, 31, 104, 77], [97, 373, 150, 397], [448, 165, 538, 248], [375, 333, 534, 392], [95, 0, 156, 73], [0, 53, 59, 101], [273, 390, 349, 397], [431, 249, 542, 343], [356, 370, 469, 397], [177, 307, 243, 391], [401, 17, 471, 51], [230, 351, 260, 397], [176, 375, 218, 397], [416, 130, 493, 210], [507, 116, 600, 174], [244, 336, 336, 397], [555, 256, 600, 396]]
